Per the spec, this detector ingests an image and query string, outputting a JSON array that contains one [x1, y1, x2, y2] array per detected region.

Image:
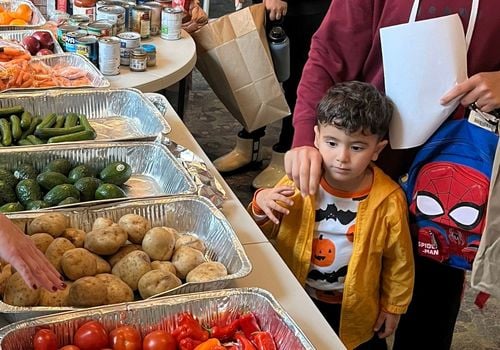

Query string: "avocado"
[[43, 183, 81, 206], [58, 197, 80, 206], [13, 163, 38, 181], [0, 168, 18, 188], [74, 177, 102, 202], [25, 200, 49, 210], [37, 171, 70, 191], [68, 164, 96, 184], [0, 180, 18, 204], [0, 202, 24, 213], [16, 179, 42, 205], [99, 161, 132, 186], [42, 158, 72, 176], [95, 183, 127, 200]]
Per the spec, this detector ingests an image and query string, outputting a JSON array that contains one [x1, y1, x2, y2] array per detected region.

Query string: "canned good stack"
[[55, 0, 183, 76]]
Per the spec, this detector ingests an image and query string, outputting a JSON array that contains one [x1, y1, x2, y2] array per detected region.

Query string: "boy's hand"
[[255, 185, 295, 224], [373, 311, 401, 339]]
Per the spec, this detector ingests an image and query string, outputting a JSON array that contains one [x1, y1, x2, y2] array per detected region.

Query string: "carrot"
[[20, 78, 33, 88], [15, 68, 24, 85], [0, 46, 26, 56]]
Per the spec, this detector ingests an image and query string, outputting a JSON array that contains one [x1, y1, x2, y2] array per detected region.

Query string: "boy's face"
[[314, 124, 388, 190]]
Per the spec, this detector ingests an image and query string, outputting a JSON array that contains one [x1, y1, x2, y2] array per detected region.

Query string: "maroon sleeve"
[[292, 0, 377, 148]]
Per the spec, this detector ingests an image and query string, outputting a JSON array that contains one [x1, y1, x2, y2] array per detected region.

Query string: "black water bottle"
[[268, 24, 290, 82]]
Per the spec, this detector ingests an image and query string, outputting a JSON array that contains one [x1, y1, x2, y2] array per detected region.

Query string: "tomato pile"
[[32, 311, 277, 350]]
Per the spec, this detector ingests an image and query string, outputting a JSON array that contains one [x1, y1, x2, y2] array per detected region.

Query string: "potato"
[[84, 224, 128, 255], [68, 276, 107, 307], [45, 238, 76, 273], [3, 272, 40, 306], [151, 260, 177, 275], [61, 248, 97, 281], [142, 227, 176, 261], [118, 214, 151, 244], [95, 273, 134, 304], [92, 253, 111, 274], [108, 244, 142, 267], [39, 281, 72, 306], [0, 264, 12, 297], [92, 217, 114, 231], [28, 213, 69, 237], [29, 233, 54, 253], [138, 270, 182, 299], [171, 246, 205, 279], [61, 228, 86, 248], [175, 235, 206, 253], [186, 262, 228, 283], [111, 250, 151, 291]]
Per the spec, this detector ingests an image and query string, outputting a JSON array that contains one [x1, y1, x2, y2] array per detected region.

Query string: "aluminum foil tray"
[[0, 141, 197, 211], [0, 29, 63, 53], [0, 288, 313, 350], [0, 88, 171, 142], [0, 0, 46, 30], [2, 196, 252, 322]]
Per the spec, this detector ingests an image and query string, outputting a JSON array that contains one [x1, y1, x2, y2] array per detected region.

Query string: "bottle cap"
[[268, 26, 286, 42]]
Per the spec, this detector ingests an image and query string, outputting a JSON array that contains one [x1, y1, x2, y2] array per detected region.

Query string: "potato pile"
[[0, 212, 228, 308]]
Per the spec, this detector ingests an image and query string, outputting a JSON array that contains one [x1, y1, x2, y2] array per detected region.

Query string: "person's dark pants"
[[392, 255, 466, 350], [313, 299, 387, 350]]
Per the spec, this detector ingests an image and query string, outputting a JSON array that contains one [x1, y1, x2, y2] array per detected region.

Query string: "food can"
[[131, 5, 152, 39], [76, 35, 99, 65], [96, 5, 126, 34], [68, 14, 91, 28], [144, 2, 162, 36], [98, 36, 121, 75], [116, 1, 136, 32], [161, 7, 182, 40], [87, 20, 114, 37], [65, 30, 88, 53], [57, 24, 79, 48], [96, 0, 124, 7], [117, 31, 141, 65]]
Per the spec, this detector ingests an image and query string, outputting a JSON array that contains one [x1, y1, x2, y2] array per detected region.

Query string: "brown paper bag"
[[191, 4, 290, 132]]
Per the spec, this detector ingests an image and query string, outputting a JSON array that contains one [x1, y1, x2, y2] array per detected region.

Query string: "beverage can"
[[144, 2, 162, 36], [131, 5, 152, 39], [98, 36, 121, 75], [76, 35, 99, 65], [117, 31, 141, 65], [161, 7, 182, 40]]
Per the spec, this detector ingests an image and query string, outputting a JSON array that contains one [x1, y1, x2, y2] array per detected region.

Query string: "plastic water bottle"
[[268, 25, 290, 82]]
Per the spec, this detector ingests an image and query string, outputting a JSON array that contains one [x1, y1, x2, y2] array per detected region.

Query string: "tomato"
[[109, 325, 142, 350], [74, 321, 109, 350], [143, 330, 176, 350], [33, 329, 58, 350], [59, 346, 80, 350]]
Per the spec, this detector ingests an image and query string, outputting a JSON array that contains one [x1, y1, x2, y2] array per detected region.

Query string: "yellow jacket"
[[254, 166, 414, 349]]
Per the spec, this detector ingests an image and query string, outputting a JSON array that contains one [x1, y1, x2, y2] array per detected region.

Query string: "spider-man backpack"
[[400, 119, 499, 270]]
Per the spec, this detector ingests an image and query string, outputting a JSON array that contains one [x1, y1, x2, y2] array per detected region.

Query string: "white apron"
[[380, 0, 479, 149]]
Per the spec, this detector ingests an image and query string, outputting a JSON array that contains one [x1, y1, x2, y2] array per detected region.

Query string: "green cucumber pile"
[[0, 105, 97, 146], [0, 158, 132, 213]]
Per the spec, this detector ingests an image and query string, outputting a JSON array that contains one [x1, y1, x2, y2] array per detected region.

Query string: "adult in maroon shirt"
[[284, 1, 500, 349]]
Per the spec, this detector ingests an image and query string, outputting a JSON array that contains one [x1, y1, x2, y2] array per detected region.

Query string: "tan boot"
[[252, 150, 286, 189], [213, 135, 262, 173]]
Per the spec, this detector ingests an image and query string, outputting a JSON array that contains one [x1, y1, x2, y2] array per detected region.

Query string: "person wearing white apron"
[[283, 0, 500, 349]]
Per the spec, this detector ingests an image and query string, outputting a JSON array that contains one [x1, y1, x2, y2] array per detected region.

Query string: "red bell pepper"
[[234, 332, 256, 350], [238, 313, 261, 338], [251, 331, 277, 350], [172, 312, 209, 342], [193, 338, 226, 350], [179, 337, 203, 350], [210, 318, 240, 341]]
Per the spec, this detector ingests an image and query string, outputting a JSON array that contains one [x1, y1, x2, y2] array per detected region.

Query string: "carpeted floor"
[[177, 1, 500, 349]]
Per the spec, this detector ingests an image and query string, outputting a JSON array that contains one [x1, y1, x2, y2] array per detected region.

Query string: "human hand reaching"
[[254, 185, 295, 224], [373, 310, 401, 339], [284, 146, 323, 197], [263, 0, 287, 21], [0, 214, 64, 292], [441, 70, 500, 112]]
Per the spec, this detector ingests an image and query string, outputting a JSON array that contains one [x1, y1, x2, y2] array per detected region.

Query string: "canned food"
[[96, 5, 126, 34], [96, 0, 124, 7], [117, 31, 141, 65], [115, 1, 136, 32], [68, 14, 91, 28], [130, 47, 147, 72], [57, 24, 79, 48], [76, 35, 99, 65], [131, 5, 152, 39], [144, 2, 162, 36], [87, 21, 114, 37], [161, 7, 182, 40], [65, 30, 88, 52], [98, 36, 121, 75]]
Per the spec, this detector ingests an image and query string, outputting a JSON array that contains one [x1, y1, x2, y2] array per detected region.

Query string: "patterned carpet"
[[177, 1, 500, 349]]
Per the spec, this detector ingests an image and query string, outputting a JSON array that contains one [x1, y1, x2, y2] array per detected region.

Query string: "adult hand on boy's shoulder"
[[373, 310, 401, 339], [255, 186, 295, 225], [284, 146, 322, 197]]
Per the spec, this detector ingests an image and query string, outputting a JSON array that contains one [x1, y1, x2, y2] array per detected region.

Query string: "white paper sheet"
[[381, 15, 468, 149]]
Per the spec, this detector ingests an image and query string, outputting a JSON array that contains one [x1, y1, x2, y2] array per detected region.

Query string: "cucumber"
[[26, 135, 44, 145], [55, 114, 66, 128], [16, 179, 42, 205], [35, 125, 85, 139], [0, 105, 24, 118], [9, 115, 22, 141], [47, 130, 96, 143], [36, 113, 57, 129], [64, 113, 79, 128], [0, 202, 24, 213], [78, 114, 93, 130], [20, 111, 33, 130], [0, 119, 12, 146], [17, 139, 33, 146], [21, 116, 41, 139]]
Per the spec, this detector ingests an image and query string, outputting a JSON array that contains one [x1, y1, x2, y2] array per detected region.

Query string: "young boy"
[[251, 81, 415, 350]]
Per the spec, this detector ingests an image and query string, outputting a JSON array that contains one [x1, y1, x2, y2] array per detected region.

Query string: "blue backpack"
[[400, 119, 499, 270]]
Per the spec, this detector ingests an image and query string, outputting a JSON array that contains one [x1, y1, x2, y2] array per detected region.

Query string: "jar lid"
[[142, 44, 156, 52], [132, 48, 146, 55]]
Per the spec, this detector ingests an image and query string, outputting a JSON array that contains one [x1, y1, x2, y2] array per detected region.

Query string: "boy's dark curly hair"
[[316, 81, 394, 138]]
